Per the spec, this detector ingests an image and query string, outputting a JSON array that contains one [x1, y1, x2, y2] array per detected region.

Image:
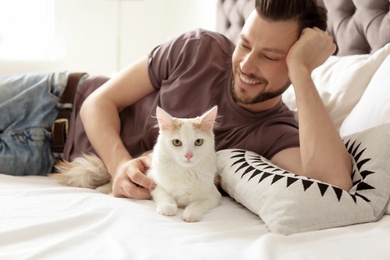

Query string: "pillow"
[[217, 123, 390, 235], [340, 52, 390, 136], [282, 43, 390, 131]]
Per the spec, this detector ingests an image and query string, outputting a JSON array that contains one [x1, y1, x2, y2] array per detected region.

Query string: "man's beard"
[[231, 78, 291, 105]]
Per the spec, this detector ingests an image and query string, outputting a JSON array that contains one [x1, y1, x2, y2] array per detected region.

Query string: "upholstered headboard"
[[217, 0, 390, 56]]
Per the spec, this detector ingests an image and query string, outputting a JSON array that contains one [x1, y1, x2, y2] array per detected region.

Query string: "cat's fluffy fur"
[[49, 106, 221, 222], [52, 154, 113, 194]]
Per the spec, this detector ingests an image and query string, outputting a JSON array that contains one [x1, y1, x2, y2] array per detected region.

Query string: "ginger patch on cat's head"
[[155, 106, 218, 133], [171, 119, 183, 132]]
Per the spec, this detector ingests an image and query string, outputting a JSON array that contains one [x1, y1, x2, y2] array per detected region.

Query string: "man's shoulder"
[[185, 28, 230, 40], [180, 29, 235, 53]]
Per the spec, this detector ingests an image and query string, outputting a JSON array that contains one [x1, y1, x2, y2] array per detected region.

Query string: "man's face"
[[231, 10, 299, 110]]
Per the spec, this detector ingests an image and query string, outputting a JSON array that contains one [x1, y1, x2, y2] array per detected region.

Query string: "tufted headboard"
[[217, 0, 390, 56]]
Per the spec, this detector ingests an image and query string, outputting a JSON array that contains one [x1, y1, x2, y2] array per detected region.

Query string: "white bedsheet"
[[1, 173, 389, 260]]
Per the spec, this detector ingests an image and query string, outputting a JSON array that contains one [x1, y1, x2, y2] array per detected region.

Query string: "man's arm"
[[271, 28, 352, 191], [80, 56, 157, 199]]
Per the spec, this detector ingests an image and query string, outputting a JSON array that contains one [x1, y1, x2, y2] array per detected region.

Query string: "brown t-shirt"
[[63, 29, 299, 161]]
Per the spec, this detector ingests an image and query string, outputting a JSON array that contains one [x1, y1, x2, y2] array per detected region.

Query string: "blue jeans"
[[0, 72, 69, 175]]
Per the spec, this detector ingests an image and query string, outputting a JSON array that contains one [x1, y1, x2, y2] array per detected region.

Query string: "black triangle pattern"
[[355, 193, 371, 202], [229, 150, 338, 199], [241, 165, 255, 179], [271, 175, 284, 184], [287, 177, 298, 187], [346, 140, 356, 154], [351, 194, 357, 203], [230, 149, 246, 158], [352, 179, 360, 186], [356, 182, 375, 191], [248, 169, 262, 181], [229, 145, 376, 204], [357, 158, 371, 171], [258, 172, 272, 183], [254, 162, 272, 168], [344, 138, 376, 203], [230, 154, 244, 159], [302, 179, 314, 191], [264, 165, 275, 171], [236, 162, 249, 173], [232, 158, 246, 167], [351, 170, 356, 180], [354, 148, 365, 162], [332, 187, 343, 201], [352, 143, 362, 157], [317, 182, 329, 196], [360, 170, 375, 179]]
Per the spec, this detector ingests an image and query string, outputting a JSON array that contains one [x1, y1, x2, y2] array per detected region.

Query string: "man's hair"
[[255, 0, 327, 32]]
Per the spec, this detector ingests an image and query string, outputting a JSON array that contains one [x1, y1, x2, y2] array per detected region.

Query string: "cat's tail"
[[48, 153, 112, 193]]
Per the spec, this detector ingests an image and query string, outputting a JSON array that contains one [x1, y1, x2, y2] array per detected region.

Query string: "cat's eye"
[[194, 139, 204, 146], [172, 139, 182, 147]]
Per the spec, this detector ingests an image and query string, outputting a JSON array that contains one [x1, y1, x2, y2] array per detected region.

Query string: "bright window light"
[[0, 0, 57, 60]]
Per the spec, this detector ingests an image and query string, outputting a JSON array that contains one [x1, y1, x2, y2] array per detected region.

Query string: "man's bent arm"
[[80, 56, 156, 198], [272, 28, 352, 191]]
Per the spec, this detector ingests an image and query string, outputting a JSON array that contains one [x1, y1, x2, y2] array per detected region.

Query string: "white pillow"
[[217, 123, 390, 235], [340, 51, 390, 136], [282, 43, 390, 131]]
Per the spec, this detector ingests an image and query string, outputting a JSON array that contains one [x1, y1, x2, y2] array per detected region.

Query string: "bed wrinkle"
[[0, 212, 129, 259]]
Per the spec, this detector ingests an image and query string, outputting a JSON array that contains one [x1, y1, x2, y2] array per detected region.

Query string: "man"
[[0, 0, 352, 199]]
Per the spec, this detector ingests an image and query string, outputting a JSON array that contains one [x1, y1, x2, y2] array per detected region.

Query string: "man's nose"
[[240, 53, 260, 76]]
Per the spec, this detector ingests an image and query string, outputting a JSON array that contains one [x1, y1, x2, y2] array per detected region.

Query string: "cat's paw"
[[157, 203, 178, 216], [182, 208, 203, 222], [95, 183, 112, 194]]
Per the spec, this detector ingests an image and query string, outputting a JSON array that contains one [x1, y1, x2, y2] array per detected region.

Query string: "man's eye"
[[265, 55, 278, 61]]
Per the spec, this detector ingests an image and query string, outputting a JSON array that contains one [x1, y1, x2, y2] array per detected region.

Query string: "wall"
[[0, 0, 218, 76], [119, 0, 218, 70]]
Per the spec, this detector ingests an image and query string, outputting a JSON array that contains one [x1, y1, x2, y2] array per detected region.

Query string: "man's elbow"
[[301, 158, 353, 192], [80, 94, 98, 123]]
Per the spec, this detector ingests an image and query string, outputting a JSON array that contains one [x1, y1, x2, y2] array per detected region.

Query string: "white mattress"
[[1, 173, 389, 259]]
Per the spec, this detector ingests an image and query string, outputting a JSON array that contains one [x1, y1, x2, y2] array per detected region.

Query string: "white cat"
[[50, 106, 221, 222]]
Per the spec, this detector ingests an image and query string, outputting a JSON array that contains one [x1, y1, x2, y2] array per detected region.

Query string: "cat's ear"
[[156, 106, 173, 132], [200, 106, 218, 131]]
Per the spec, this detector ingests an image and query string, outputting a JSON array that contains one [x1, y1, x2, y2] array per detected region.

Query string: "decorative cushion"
[[340, 50, 390, 136], [282, 43, 390, 131], [217, 123, 390, 235]]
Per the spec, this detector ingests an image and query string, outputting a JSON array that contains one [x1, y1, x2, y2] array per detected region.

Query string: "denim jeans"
[[0, 72, 68, 175]]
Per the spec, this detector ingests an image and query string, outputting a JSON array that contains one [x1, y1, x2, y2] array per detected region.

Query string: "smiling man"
[[231, 13, 297, 107], [0, 0, 352, 198]]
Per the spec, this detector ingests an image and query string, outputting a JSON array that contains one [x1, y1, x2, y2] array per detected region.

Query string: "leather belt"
[[51, 72, 86, 154]]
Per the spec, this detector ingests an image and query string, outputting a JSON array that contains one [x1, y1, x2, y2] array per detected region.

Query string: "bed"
[[1, 0, 390, 259]]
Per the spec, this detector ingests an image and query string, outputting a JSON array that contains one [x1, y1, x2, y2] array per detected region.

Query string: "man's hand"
[[111, 156, 156, 199], [286, 27, 336, 79]]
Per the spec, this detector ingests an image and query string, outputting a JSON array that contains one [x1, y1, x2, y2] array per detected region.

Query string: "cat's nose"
[[185, 153, 193, 160]]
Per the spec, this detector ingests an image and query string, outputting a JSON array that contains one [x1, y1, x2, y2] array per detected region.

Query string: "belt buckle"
[[52, 118, 69, 137]]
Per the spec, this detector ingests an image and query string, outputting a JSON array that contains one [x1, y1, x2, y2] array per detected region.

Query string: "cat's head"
[[155, 106, 218, 167]]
